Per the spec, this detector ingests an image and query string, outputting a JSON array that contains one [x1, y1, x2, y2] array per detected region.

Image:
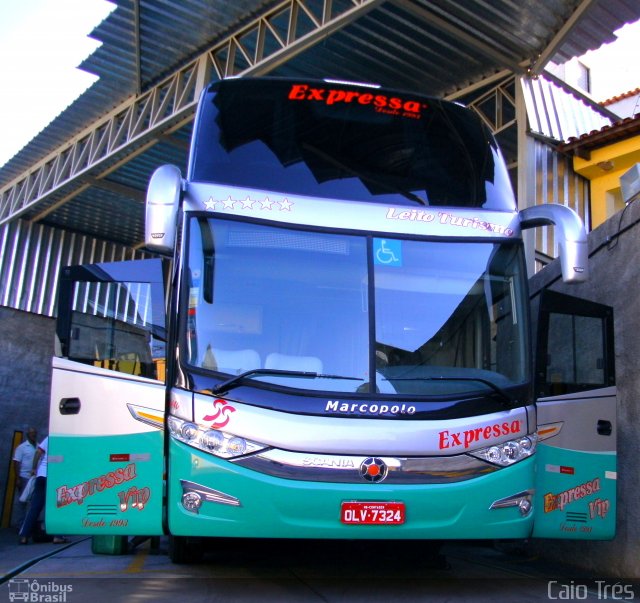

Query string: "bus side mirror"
[[145, 164, 183, 253], [519, 204, 588, 283]]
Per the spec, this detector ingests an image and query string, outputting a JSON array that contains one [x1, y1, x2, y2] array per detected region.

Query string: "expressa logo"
[[203, 399, 236, 429], [288, 84, 427, 117]]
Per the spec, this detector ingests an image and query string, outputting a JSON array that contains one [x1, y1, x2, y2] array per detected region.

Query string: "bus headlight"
[[201, 430, 225, 452], [180, 422, 199, 441], [168, 415, 267, 459], [469, 434, 537, 466]]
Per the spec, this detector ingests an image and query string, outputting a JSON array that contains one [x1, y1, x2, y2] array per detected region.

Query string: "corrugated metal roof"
[[549, 0, 640, 63], [0, 0, 281, 186], [2, 0, 639, 184], [82, 0, 279, 88], [521, 74, 615, 142], [1, 0, 639, 250]]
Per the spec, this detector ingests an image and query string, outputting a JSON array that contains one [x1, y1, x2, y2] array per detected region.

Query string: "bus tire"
[[168, 535, 204, 564]]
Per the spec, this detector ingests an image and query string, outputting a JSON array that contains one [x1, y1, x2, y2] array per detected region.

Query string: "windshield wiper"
[[211, 368, 363, 395], [383, 376, 512, 406]]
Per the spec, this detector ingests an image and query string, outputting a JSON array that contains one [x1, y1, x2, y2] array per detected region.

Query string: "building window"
[[576, 61, 591, 94]]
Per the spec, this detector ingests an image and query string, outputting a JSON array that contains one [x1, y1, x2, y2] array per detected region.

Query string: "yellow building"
[[559, 113, 640, 228]]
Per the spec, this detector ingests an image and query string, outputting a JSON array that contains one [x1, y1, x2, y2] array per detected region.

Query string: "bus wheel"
[[168, 535, 204, 564]]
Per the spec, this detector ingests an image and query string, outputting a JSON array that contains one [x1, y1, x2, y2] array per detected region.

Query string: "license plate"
[[340, 501, 405, 525]]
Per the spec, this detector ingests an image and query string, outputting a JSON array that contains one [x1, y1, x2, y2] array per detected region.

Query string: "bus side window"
[[535, 289, 614, 398], [545, 313, 605, 395], [67, 281, 165, 382]]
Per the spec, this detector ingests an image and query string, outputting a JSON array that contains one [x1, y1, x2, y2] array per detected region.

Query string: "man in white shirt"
[[12, 427, 37, 525], [18, 436, 68, 545], [19, 436, 47, 544]]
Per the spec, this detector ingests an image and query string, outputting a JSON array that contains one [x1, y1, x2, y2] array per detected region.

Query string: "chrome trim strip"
[[180, 479, 241, 506], [489, 489, 534, 510], [127, 403, 165, 430], [232, 449, 498, 484]]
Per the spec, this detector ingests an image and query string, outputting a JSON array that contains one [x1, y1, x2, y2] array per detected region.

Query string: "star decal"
[[279, 198, 293, 211], [200, 194, 296, 213]]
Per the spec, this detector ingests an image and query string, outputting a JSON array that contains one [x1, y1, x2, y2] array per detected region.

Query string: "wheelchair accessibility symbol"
[[374, 238, 402, 267]]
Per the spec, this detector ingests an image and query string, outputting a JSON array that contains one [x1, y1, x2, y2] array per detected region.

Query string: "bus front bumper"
[[167, 442, 535, 540]]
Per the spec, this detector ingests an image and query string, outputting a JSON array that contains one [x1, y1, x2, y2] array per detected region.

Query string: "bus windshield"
[[190, 78, 515, 210], [185, 218, 529, 397]]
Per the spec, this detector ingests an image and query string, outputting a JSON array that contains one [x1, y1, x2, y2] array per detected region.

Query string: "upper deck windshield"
[[190, 78, 516, 210], [185, 218, 529, 398]]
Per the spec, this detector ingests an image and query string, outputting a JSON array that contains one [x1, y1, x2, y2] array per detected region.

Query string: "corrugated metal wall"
[[0, 220, 152, 317], [519, 76, 596, 272], [530, 138, 591, 270]]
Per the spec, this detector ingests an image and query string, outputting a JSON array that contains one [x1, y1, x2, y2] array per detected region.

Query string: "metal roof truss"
[[0, 0, 382, 228]]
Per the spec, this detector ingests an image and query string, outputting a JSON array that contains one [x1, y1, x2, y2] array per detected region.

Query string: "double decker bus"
[[46, 78, 617, 562]]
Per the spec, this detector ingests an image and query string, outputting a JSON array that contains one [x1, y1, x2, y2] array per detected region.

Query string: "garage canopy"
[[1, 0, 638, 248]]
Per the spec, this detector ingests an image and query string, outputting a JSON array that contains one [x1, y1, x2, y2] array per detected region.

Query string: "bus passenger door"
[[46, 259, 168, 536], [532, 289, 616, 539]]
